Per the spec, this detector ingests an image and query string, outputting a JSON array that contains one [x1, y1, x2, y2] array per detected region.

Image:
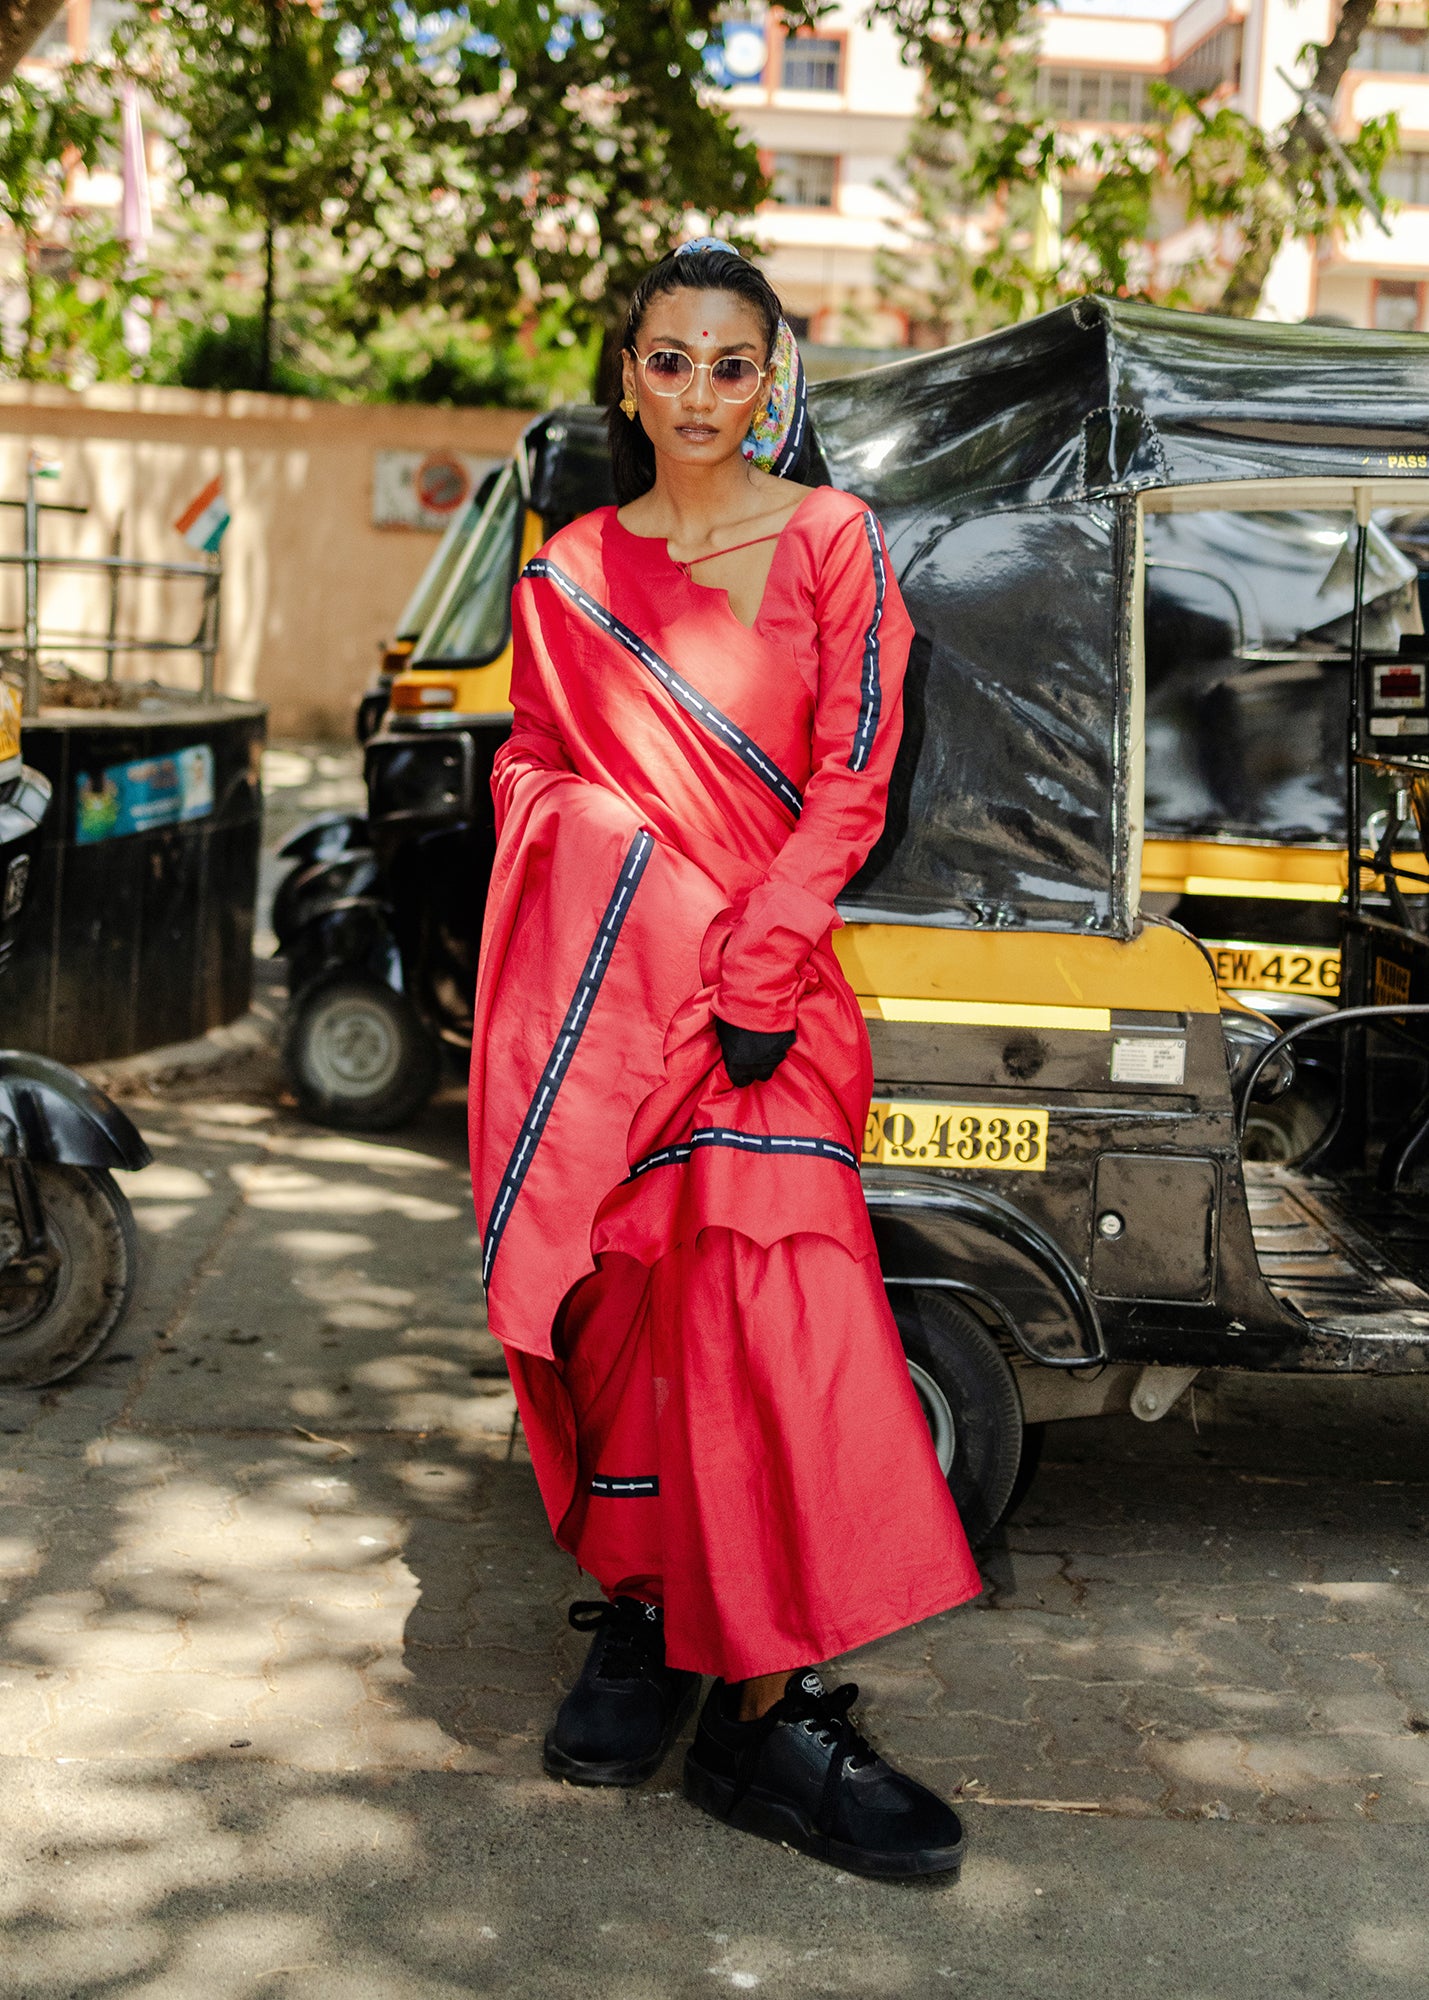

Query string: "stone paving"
[[3, 1032, 1429, 1994]]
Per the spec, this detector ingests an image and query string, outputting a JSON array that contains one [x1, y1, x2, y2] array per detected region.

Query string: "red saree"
[[469, 486, 980, 1678]]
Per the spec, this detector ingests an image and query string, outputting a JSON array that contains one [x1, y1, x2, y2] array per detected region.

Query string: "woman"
[[469, 240, 982, 1881]]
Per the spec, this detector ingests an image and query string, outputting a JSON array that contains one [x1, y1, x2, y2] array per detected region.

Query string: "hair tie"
[[672, 239, 807, 479]]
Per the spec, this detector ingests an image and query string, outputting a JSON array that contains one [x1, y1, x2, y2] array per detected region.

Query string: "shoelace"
[[731, 1679, 877, 1833], [568, 1597, 662, 1682]]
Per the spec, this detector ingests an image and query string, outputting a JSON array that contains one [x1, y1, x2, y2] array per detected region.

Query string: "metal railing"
[[0, 454, 223, 715]]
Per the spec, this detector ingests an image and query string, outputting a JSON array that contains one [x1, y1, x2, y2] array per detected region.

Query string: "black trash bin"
[[7, 693, 267, 1063]]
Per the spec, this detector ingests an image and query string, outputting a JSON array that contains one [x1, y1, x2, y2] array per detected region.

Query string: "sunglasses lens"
[[643, 350, 692, 391], [712, 357, 761, 401]]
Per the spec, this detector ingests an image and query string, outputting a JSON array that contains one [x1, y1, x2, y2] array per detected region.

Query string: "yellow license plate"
[[0, 681, 20, 767], [863, 1100, 1049, 1172], [1208, 942, 1340, 998]]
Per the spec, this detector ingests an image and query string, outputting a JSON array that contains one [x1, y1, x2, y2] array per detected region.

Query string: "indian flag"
[[174, 477, 230, 554]]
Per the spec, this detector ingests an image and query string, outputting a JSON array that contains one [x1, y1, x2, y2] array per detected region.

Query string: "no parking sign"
[[372, 450, 498, 531]]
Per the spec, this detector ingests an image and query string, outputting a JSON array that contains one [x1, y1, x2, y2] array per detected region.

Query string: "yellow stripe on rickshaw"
[[858, 997, 1111, 1031]]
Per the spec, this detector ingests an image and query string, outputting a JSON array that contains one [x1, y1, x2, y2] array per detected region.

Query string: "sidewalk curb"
[[81, 1004, 276, 1097]]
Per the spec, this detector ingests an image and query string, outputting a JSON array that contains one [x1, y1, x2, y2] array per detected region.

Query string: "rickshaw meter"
[[1370, 659, 1429, 736]]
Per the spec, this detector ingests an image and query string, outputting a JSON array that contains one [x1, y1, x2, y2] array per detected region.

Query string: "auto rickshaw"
[[275, 414, 611, 1127], [353, 469, 501, 745], [279, 300, 1429, 1538]]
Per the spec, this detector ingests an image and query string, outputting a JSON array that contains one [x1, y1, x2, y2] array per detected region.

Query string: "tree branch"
[[0, 0, 67, 82], [1218, 0, 1377, 315]]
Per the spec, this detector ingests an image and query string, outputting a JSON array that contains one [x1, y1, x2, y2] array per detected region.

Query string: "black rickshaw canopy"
[[814, 298, 1429, 939]]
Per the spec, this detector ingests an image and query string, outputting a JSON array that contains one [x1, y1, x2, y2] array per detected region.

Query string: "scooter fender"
[[283, 896, 403, 1001], [272, 846, 379, 955], [275, 812, 370, 868], [0, 1051, 152, 1171]]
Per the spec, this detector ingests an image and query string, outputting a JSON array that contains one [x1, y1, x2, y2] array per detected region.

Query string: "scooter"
[[0, 683, 151, 1387]]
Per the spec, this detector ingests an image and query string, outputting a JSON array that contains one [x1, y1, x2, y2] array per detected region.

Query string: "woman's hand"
[[715, 1017, 795, 1087]]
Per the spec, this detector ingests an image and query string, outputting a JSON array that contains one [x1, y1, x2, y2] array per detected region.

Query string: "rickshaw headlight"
[[1222, 1010, 1295, 1102], [390, 680, 456, 712]]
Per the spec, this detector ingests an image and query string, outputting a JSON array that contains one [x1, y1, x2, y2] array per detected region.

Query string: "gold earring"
[[620, 392, 637, 420]]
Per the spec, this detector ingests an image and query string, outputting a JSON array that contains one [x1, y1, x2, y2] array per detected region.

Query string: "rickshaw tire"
[[1004, 1421, 1046, 1524], [283, 976, 440, 1132], [0, 1164, 139, 1388], [890, 1289, 1025, 1549]]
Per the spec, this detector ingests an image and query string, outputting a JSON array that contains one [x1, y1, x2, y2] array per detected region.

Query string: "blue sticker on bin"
[[74, 745, 215, 845]]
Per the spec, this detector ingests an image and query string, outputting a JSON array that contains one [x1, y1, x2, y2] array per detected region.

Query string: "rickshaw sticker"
[[0, 680, 20, 767], [863, 1101, 1048, 1172], [1111, 1036, 1185, 1085], [1208, 942, 1340, 998], [75, 744, 215, 845], [1375, 957, 1412, 1008], [3, 853, 29, 921]]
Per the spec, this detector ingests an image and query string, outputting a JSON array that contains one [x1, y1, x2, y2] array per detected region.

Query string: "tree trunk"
[[259, 219, 275, 392], [0, 0, 66, 81], [1217, 0, 1379, 317], [593, 317, 625, 406]]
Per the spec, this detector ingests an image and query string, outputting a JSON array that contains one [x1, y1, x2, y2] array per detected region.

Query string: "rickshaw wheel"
[[284, 976, 439, 1131], [0, 1165, 138, 1387], [1241, 1079, 1335, 1164], [891, 1289, 1028, 1548]]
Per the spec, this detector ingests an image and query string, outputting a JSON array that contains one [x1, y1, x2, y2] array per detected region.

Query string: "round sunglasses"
[[634, 348, 766, 404]]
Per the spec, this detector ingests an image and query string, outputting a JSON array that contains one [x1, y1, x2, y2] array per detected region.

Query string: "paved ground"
[[3, 747, 1428, 1997]]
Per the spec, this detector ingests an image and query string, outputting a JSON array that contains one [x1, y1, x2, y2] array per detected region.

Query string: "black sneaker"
[[683, 1670, 965, 1881], [543, 1597, 700, 1786]]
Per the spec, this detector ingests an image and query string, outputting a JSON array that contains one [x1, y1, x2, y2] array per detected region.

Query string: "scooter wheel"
[[283, 976, 440, 1131], [891, 1289, 1029, 1548], [0, 1164, 139, 1388]]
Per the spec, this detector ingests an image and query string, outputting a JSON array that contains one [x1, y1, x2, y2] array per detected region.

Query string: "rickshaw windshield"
[[392, 474, 496, 644], [411, 463, 523, 668]]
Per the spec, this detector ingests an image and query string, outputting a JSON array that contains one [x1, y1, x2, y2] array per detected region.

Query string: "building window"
[[1383, 150, 1429, 203], [781, 34, 842, 92], [1168, 23, 1243, 98], [1375, 280, 1423, 331], [1036, 67, 1157, 123], [1358, 17, 1429, 72], [771, 152, 838, 208]]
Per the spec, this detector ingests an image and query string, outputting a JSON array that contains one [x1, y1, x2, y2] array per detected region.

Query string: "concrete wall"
[[0, 385, 535, 736]]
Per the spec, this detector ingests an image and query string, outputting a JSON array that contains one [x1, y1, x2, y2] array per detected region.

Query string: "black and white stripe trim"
[[523, 557, 803, 820], [848, 512, 886, 773], [481, 830, 653, 1286], [589, 1474, 660, 1497], [627, 1126, 859, 1181]]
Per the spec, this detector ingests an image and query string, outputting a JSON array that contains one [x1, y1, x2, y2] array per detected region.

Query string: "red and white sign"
[[372, 450, 498, 531]]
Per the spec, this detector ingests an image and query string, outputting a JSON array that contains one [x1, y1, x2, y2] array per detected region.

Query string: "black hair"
[[607, 246, 788, 505]]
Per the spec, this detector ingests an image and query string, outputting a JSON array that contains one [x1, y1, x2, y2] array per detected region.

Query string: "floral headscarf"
[[675, 237, 808, 479]]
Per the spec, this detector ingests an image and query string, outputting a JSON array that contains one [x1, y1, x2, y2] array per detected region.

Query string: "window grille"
[[1036, 68, 1156, 122], [1167, 24, 1243, 97], [1383, 150, 1429, 203], [771, 152, 838, 208], [1375, 280, 1422, 331], [781, 35, 842, 92], [1359, 18, 1429, 72]]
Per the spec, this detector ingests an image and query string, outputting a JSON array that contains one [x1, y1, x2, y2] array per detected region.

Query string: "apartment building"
[[1036, 0, 1429, 328], [718, 0, 1429, 337], [715, 6, 923, 345]]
